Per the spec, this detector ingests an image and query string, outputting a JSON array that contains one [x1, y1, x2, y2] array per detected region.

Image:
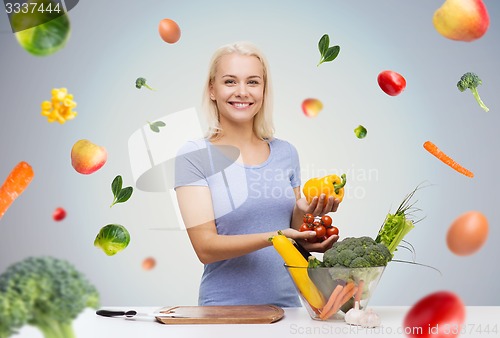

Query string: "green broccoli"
[[457, 72, 489, 112], [0, 256, 100, 338], [135, 77, 156, 90], [323, 236, 392, 268]]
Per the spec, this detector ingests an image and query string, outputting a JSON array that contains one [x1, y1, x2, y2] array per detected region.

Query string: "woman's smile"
[[229, 101, 254, 109]]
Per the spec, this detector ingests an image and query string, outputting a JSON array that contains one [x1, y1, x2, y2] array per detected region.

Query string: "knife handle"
[[96, 310, 137, 317]]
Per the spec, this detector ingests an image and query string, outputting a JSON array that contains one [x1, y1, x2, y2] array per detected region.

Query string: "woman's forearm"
[[187, 227, 275, 265]]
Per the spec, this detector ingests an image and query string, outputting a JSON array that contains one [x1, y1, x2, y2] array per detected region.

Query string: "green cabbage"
[[12, 0, 70, 56]]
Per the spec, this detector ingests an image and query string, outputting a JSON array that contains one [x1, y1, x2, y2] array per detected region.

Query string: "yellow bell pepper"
[[269, 231, 325, 309], [303, 173, 347, 203]]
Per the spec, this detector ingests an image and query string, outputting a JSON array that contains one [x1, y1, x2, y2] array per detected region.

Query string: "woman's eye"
[[224, 79, 236, 85], [248, 80, 260, 85]]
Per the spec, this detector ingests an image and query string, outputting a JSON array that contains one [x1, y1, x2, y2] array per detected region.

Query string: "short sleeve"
[[174, 140, 209, 189], [288, 142, 301, 188]]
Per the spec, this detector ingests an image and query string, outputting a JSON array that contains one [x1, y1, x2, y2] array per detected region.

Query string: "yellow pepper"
[[269, 231, 325, 309], [303, 173, 347, 203]]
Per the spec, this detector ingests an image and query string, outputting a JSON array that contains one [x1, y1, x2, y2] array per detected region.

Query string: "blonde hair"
[[202, 41, 274, 141]]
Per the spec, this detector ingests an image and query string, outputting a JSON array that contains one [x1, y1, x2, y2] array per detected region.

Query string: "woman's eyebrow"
[[221, 74, 262, 79]]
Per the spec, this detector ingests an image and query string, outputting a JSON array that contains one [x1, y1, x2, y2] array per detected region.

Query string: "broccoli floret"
[[323, 236, 392, 268], [135, 77, 155, 90], [0, 256, 100, 338], [457, 72, 489, 112]]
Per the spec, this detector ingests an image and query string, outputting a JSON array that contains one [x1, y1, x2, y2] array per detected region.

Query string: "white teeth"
[[232, 103, 250, 108]]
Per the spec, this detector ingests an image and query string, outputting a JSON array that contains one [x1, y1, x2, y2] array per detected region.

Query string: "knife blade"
[[96, 309, 187, 318]]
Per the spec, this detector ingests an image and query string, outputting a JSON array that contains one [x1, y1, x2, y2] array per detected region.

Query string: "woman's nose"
[[235, 83, 249, 96]]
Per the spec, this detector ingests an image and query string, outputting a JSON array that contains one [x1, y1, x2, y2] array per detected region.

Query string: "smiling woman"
[[173, 41, 341, 307]]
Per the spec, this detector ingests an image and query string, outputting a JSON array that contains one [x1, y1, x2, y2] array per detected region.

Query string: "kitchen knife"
[[96, 309, 186, 318]]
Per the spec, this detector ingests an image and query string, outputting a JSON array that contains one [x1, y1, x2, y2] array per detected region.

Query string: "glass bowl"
[[284, 264, 386, 321]]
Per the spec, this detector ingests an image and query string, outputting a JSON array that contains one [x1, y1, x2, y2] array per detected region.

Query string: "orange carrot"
[[321, 283, 358, 320], [0, 161, 34, 220], [423, 141, 474, 178], [355, 280, 365, 303], [320, 284, 343, 318]]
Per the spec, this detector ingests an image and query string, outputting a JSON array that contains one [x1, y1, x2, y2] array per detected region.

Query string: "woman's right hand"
[[280, 228, 338, 253]]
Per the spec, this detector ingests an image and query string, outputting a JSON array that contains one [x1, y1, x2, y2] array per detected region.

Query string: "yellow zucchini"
[[270, 232, 325, 309]]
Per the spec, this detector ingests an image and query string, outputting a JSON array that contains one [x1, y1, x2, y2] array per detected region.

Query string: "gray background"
[[0, 0, 499, 308]]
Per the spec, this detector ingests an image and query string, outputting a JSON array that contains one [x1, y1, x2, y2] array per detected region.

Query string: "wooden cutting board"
[[155, 305, 284, 324]]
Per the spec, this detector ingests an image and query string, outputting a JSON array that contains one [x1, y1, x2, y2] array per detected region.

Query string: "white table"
[[12, 306, 500, 338]]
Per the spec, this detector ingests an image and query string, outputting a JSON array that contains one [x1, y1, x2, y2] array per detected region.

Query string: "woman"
[[174, 41, 340, 307]]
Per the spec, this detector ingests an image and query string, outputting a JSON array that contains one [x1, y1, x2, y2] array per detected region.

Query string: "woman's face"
[[210, 53, 264, 128]]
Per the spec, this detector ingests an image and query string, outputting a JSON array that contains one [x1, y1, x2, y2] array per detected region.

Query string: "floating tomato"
[[52, 207, 66, 221], [403, 291, 465, 338], [377, 70, 406, 96]]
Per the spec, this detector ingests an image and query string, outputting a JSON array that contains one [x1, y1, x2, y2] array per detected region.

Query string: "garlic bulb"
[[344, 301, 364, 326], [359, 308, 381, 328]]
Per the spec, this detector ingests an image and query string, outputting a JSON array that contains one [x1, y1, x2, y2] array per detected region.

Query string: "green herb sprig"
[[110, 175, 133, 208], [148, 120, 166, 133], [317, 34, 340, 67]]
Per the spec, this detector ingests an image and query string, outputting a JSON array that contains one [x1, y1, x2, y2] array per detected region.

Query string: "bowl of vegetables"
[[284, 236, 391, 321], [285, 264, 386, 321]]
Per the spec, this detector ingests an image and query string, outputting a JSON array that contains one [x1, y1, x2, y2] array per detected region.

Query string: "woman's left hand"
[[296, 194, 340, 217]]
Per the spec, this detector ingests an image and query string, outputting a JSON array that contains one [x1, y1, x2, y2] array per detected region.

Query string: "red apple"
[[71, 139, 107, 174], [433, 0, 489, 42]]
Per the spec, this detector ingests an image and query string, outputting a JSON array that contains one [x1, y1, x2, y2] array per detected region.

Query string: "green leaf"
[[116, 187, 133, 204], [318, 34, 329, 57], [148, 120, 166, 133], [322, 45, 340, 63], [111, 176, 123, 198]]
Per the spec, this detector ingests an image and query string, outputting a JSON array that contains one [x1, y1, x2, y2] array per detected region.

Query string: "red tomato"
[[326, 226, 339, 237], [377, 70, 406, 96], [299, 223, 311, 232], [52, 207, 66, 221], [314, 225, 326, 238], [321, 215, 332, 226], [303, 213, 314, 224], [403, 291, 465, 338]]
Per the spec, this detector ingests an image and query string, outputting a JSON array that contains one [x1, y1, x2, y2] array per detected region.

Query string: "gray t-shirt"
[[174, 137, 302, 307]]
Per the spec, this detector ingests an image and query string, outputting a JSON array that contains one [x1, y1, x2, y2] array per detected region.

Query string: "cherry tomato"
[[377, 70, 406, 96], [403, 291, 465, 338], [326, 226, 339, 237], [312, 221, 321, 228], [303, 213, 314, 224], [314, 225, 326, 238], [52, 207, 66, 221], [321, 215, 332, 227], [299, 223, 311, 232]]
